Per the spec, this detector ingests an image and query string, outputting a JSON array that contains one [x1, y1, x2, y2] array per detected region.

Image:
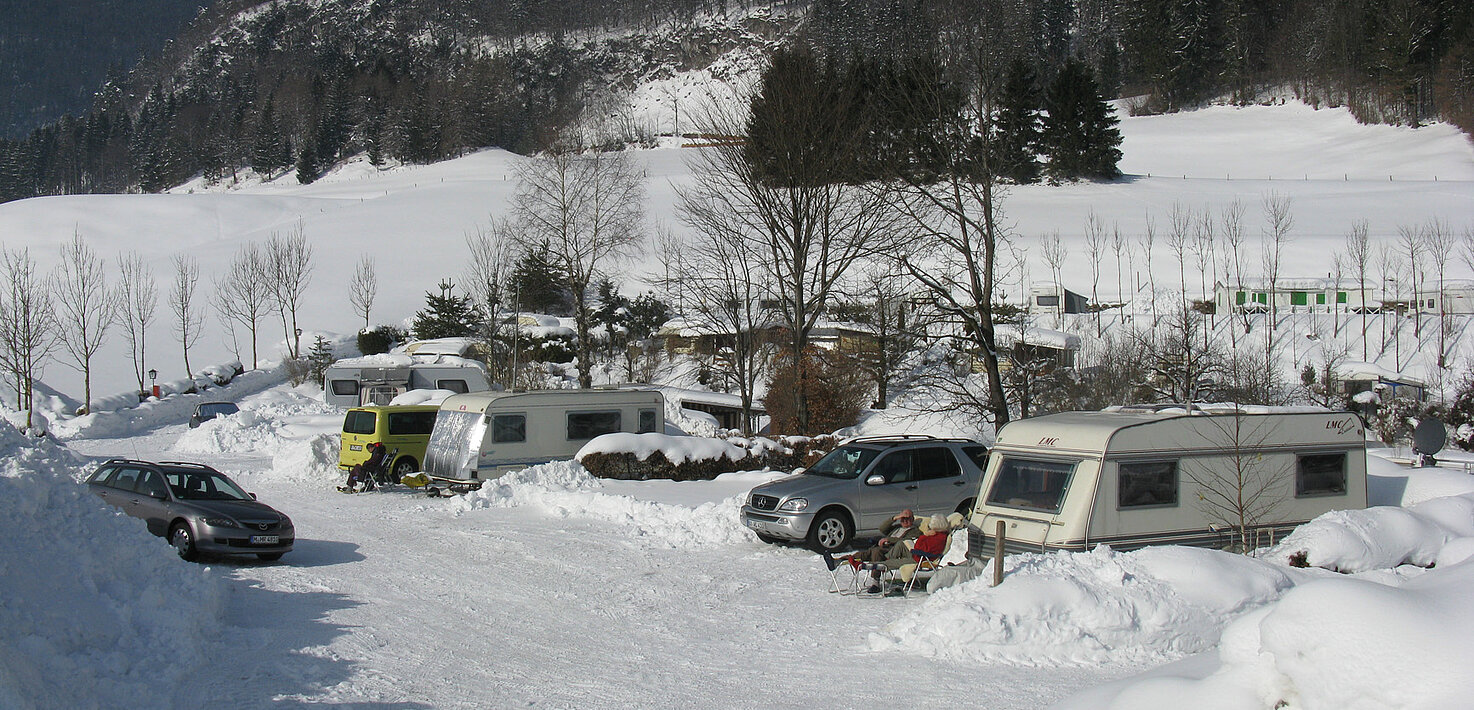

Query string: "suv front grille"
[[751, 494, 779, 511]]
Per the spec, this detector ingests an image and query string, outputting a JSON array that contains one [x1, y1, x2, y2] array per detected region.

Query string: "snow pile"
[[271, 431, 344, 484], [50, 367, 286, 440], [1261, 494, 1474, 572], [171, 409, 285, 453], [1064, 558, 1474, 710], [0, 425, 225, 708], [453, 461, 764, 549], [388, 389, 457, 406], [869, 545, 1297, 667], [576, 432, 749, 465]]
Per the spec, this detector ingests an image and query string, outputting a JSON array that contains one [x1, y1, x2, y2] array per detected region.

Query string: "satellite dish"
[[1412, 419, 1447, 456]]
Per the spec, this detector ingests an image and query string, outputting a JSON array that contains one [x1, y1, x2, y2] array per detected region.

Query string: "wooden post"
[[993, 520, 1006, 586]]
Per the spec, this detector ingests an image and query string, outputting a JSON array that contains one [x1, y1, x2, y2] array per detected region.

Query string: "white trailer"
[[323, 355, 490, 407], [423, 389, 665, 480], [966, 408, 1368, 557]]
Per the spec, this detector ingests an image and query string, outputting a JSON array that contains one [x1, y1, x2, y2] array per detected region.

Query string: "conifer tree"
[[510, 245, 571, 316], [993, 58, 1043, 184], [411, 280, 484, 340], [1041, 58, 1123, 181]]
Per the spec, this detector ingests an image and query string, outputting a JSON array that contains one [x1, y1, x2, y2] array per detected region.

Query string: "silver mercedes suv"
[[741, 435, 988, 551]]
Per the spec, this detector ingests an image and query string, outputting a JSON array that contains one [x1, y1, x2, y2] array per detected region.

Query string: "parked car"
[[189, 401, 239, 428], [84, 459, 294, 562], [740, 435, 989, 552], [338, 404, 441, 478]]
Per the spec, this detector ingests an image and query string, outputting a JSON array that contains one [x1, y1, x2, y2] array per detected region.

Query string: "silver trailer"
[[967, 409, 1368, 557], [423, 389, 665, 480]]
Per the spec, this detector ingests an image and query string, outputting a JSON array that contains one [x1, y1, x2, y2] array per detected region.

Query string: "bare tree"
[[1191, 205, 1216, 340], [462, 220, 515, 384], [265, 223, 314, 358], [1424, 218, 1455, 368], [1040, 231, 1066, 324], [1377, 242, 1404, 366], [1396, 222, 1425, 337], [1187, 412, 1291, 552], [1220, 201, 1250, 335], [1144, 306, 1223, 406], [682, 85, 900, 432], [349, 255, 378, 330], [117, 252, 157, 396], [169, 255, 204, 378], [1141, 217, 1158, 337], [1165, 202, 1192, 312], [1085, 213, 1106, 335], [1345, 220, 1372, 360], [1260, 192, 1294, 331], [1111, 222, 1127, 324], [214, 243, 272, 369], [657, 216, 772, 434], [513, 142, 645, 389], [51, 231, 114, 413], [0, 248, 57, 429]]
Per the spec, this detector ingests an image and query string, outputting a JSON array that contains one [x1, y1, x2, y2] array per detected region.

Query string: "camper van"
[[967, 408, 1368, 558], [423, 389, 665, 480], [323, 356, 490, 407]]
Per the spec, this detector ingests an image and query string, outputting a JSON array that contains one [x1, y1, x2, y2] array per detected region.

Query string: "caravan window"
[[331, 380, 359, 397], [492, 414, 526, 443], [1296, 452, 1347, 496], [986, 457, 1076, 513], [568, 411, 621, 440], [1117, 461, 1178, 508], [639, 409, 658, 433], [436, 379, 469, 394]]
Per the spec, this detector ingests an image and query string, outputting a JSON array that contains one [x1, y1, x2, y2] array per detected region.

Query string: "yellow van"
[[338, 405, 439, 478]]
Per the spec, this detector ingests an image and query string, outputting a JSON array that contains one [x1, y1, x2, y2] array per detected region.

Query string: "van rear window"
[[343, 410, 377, 435], [986, 457, 1076, 513]]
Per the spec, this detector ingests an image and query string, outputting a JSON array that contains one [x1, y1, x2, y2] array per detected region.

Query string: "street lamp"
[[294, 328, 303, 357], [148, 369, 158, 398]]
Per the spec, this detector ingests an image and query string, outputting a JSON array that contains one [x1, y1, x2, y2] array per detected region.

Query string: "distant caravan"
[[966, 407, 1368, 558]]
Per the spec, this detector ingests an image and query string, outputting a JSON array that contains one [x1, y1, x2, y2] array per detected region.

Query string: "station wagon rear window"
[[1296, 452, 1347, 497], [986, 457, 1077, 513], [1117, 460, 1179, 508]]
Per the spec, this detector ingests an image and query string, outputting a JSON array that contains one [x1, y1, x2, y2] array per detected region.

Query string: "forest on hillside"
[[0, 0, 1469, 203]]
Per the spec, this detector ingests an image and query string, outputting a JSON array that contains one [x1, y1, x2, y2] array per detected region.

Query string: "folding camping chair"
[[821, 551, 894, 596]]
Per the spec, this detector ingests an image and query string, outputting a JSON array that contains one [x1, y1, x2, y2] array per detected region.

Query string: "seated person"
[[839, 509, 920, 593], [898, 514, 953, 586], [342, 442, 388, 491]]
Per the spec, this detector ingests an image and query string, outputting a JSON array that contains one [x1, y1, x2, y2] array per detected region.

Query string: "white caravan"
[[323, 354, 490, 407], [967, 408, 1367, 557], [423, 389, 665, 480]]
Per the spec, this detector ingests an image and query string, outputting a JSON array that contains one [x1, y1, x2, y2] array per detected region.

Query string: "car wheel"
[[392, 457, 417, 483], [170, 522, 199, 562], [807, 510, 852, 552], [257, 552, 284, 562]]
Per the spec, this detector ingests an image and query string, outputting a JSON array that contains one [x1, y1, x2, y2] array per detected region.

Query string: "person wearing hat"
[[842, 509, 921, 593]]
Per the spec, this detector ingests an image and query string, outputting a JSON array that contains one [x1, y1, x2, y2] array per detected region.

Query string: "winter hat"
[[928, 514, 948, 533]]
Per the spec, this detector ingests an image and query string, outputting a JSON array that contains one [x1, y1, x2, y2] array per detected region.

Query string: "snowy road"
[[68, 426, 1121, 709]]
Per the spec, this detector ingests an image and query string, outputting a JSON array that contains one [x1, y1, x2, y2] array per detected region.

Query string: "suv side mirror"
[[865, 473, 886, 486]]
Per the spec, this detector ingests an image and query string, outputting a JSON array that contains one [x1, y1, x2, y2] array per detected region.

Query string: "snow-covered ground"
[[4, 377, 1472, 709]]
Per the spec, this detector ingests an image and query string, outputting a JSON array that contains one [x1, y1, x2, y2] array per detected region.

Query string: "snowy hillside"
[[0, 99, 1470, 409]]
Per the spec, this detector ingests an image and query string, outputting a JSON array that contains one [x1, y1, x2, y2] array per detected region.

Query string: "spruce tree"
[[1041, 58, 1123, 181], [412, 280, 485, 340], [510, 246, 571, 316], [993, 58, 1044, 184]]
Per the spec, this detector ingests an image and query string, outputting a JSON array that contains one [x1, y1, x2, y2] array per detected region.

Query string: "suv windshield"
[[165, 469, 253, 501], [804, 446, 881, 480]]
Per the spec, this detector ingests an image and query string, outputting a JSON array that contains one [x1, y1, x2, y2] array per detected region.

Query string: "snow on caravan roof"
[[994, 409, 1365, 458]]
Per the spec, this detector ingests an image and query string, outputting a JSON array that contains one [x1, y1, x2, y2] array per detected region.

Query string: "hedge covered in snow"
[[576, 432, 838, 481]]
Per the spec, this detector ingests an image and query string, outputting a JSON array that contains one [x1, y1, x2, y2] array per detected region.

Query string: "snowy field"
[[1, 99, 1474, 708]]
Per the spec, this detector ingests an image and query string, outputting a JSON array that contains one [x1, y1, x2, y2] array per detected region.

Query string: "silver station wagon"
[[85, 459, 294, 562], [741, 435, 989, 551]]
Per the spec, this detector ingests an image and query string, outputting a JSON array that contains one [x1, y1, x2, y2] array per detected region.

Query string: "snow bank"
[[50, 367, 286, 440], [0, 425, 225, 709], [869, 546, 1298, 667], [453, 461, 771, 550], [271, 432, 345, 484], [1261, 494, 1474, 572], [1064, 558, 1474, 710]]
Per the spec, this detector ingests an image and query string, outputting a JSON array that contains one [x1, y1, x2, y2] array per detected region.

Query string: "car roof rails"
[[156, 461, 215, 470]]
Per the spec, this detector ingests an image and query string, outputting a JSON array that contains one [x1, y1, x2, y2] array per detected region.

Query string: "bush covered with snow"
[[1262, 493, 1474, 572], [576, 432, 835, 481], [0, 424, 225, 708]]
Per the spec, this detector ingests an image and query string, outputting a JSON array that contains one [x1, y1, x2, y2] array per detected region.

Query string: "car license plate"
[[250, 535, 279, 545], [349, 444, 362, 451]]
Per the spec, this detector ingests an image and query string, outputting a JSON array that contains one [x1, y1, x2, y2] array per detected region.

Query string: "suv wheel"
[[807, 510, 852, 552]]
